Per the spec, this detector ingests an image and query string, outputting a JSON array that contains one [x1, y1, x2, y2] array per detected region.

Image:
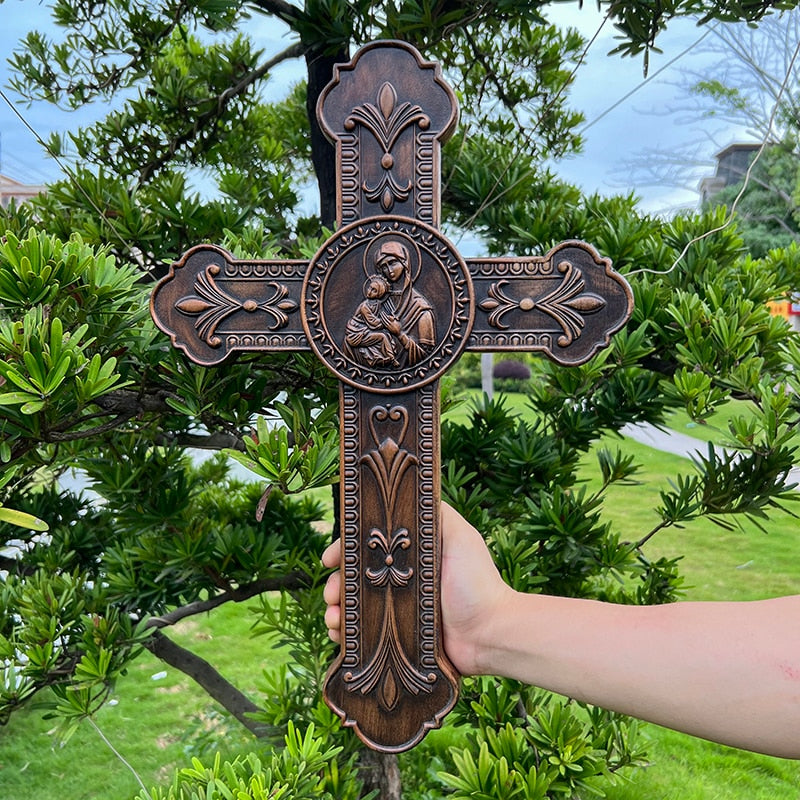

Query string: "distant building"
[[698, 143, 761, 204], [0, 173, 47, 207]]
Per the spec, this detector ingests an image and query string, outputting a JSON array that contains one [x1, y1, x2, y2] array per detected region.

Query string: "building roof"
[[712, 142, 761, 160], [0, 173, 47, 206]]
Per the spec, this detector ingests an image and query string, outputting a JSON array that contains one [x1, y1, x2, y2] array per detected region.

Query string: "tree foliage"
[[2, 1, 800, 798], [689, 9, 800, 255], [634, 8, 800, 253], [703, 140, 800, 257]]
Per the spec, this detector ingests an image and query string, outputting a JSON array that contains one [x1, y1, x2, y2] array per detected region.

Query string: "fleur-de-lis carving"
[[347, 405, 434, 709], [364, 171, 413, 212], [346, 82, 430, 212], [365, 528, 413, 587], [175, 264, 298, 347], [361, 407, 417, 536], [479, 260, 606, 346]]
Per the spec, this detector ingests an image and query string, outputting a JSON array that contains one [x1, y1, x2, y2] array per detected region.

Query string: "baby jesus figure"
[[343, 275, 400, 367]]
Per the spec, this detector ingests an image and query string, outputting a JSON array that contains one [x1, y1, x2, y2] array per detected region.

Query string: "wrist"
[[471, 585, 527, 676], [473, 589, 545, 679]]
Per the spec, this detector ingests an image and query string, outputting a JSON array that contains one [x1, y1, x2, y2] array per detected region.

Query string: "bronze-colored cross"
[[151, 41, 633, 753]]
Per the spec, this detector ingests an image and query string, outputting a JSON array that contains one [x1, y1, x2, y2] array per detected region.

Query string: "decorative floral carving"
[[345, 82, 430, 212], [343, 405, 436, 709], [176, 264, 297, 347], [361, 406, 417, 528], [344, 587, 436, 711], [364, 171, 412, 212], [365, 528, 413, 587], [479, 259, 606, 346]]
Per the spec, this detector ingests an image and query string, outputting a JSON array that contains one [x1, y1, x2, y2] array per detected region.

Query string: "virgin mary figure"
[[371, 239, 436, 368]]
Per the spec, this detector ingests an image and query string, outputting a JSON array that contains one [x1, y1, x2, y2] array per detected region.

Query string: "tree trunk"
[[358, 749, 403, 800], [305, 45, 349, 228], [481, 352, 494, 399]]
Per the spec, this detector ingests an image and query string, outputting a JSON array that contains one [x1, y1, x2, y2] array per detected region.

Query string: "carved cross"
[[151, 41, 633, 753]]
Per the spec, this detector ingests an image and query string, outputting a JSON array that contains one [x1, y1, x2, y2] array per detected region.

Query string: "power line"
[[0, 86, 139, 259], [456, 9, 613, 235], [457, 15, 716, 237], [579, 24, 718, 134]]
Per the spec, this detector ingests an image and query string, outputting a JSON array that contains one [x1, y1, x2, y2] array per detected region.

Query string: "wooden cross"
[[151, 41, 633, 753]]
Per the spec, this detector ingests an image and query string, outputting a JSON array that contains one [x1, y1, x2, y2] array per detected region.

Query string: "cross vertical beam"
[[151, 40, 633, 753], [305, 44, 465, 750]]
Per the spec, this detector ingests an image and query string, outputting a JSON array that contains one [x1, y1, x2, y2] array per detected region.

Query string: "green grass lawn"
[[0, 605, 265, 799], [1, 391, 798, 798], [605, 726, 800, 800], [583, 434, 800, 602]]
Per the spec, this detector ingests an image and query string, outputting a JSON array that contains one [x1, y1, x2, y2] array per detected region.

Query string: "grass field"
[[0, 391, 798, 799], [0, 607, 259, 799]]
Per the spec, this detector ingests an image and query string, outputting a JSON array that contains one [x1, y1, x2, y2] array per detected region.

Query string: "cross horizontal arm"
[[150, 245, 310, 365], [466, 241, 633, 366]]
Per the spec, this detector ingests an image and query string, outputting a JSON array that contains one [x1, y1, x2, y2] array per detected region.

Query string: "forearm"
[[478, 592, 800, 759]]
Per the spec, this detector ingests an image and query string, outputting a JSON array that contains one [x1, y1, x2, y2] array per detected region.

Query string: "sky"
[[0, 2, 767, 217]]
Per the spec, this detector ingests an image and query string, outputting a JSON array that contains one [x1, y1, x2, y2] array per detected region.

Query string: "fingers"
[[321, 538, 340, 569], [324, 602, 341, 643], [323, 568, 340, 606], [322, 539, 342, 643]]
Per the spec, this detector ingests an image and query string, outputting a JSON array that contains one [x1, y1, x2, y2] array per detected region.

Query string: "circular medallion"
[[302, 217, 474, 393]]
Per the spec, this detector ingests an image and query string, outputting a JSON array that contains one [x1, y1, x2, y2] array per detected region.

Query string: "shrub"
[[493, 359, 532, 393]]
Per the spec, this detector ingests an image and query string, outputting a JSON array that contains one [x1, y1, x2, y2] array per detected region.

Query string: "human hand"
[[385, 316, 402, 335], [321, 502, 512, 676]]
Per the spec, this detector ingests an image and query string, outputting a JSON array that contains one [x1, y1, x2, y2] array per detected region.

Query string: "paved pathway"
[[622, 422, 800, 488]]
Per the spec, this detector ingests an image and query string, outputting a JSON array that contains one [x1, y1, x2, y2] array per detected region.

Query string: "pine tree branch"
[[146, 573, 307, 629], [137, 40, 305, 185], [168, 431, 245, 451], [45, 414, 134, 442], [248, 0, 303, 24], [93, 389, 174, 415]]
